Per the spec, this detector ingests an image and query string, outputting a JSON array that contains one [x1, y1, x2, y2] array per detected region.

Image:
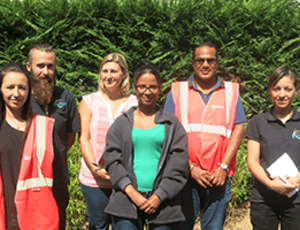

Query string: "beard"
[[31, 71, 55, 106]]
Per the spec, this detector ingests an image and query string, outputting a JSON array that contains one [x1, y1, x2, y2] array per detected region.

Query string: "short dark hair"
[[0, 62, 32, 129], [28, 43, 55, 64], [269, 66, 298, 88], [193, 42, 218, 59], [133, 61, 162, 86]]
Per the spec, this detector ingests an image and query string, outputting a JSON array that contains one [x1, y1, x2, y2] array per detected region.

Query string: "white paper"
[[267, 153, 300, 198]]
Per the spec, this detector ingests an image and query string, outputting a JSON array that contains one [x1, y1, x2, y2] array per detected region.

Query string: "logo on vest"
[[212, 105, 224, 109], [23, 155, 31, 160], [54, 99, 67, 108], [292, 129, 300, 140]]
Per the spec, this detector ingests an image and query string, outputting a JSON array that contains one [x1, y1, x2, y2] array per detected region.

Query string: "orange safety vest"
[[172, 81, 239, 176], [0, 114, 59, 230]]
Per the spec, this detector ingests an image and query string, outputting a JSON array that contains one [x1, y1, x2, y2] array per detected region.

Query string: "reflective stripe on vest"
[[16, 115, 53, 191], [172, 80, 239, 175], [15, 114, 58, 230], [179, 81, 234, 137]]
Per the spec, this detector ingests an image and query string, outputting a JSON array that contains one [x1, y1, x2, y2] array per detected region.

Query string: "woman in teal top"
[[133, 124, 165, 192], [104, 62, 189, 230]]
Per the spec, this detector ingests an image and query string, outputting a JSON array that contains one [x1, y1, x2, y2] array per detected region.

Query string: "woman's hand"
[[140, 194, 161, 215], [124, 185, 148, 208], [131, 193, 148, 208], [288, 174, 300, 186], [94, 168, 110, 180], [247, 139, 295, 196], [268, 176, 298, 196]]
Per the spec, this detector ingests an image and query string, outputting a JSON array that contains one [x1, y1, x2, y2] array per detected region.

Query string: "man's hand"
[[210, 167, 227, 186], [191, 166, 213, 188]]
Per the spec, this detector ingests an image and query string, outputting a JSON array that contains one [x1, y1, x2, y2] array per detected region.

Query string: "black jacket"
[[104, 107, 189, 224]]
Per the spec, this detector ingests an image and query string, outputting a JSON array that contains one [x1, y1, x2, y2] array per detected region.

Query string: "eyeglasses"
[[136, 85, 160, 94], [193, 58, 218, 67]]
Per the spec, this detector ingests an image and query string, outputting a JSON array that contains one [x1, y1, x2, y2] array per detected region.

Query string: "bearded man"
[[26, 44, 80, 230]]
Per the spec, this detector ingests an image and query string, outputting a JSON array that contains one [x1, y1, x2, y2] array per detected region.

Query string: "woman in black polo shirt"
[[245, 66, 300, 230]]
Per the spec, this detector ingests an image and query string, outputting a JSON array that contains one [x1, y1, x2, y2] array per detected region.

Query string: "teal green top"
[[132, 124, 165, 192]]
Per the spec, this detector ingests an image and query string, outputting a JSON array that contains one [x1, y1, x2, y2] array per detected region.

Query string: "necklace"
[[6, 118, 26, 130], [16, 121, 21, 130]]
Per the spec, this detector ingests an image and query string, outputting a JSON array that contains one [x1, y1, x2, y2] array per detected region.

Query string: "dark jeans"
[[113, 210, 177, 230], [81, 183, 112, 230], [53, 186, 69, 230], [178, 177, 231, 230], [251, 202, 300, 230]]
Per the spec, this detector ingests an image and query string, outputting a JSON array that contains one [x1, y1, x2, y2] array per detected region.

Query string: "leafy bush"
[[2, 0, 300, 228], [231, 138, 254, 206], [66, 140, 88, 229]]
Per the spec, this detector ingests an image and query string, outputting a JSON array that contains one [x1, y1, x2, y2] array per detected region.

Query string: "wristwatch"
[[189, 164, 196, 172], [219, 163, 229, 172]]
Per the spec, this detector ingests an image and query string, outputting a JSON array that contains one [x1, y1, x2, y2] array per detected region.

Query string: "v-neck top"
[[79, 91, 138, 187]]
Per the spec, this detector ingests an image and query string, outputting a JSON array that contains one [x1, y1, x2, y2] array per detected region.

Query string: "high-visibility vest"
[[172, 81, 239, 176], [0, 114, 59, 230]]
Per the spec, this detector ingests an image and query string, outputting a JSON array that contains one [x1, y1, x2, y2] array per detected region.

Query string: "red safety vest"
[[0, 114, 59, 230], [172, 81, 239, 176]]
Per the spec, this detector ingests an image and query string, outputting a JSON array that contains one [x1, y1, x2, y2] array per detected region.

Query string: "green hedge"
[[2, 0, 300, 228]]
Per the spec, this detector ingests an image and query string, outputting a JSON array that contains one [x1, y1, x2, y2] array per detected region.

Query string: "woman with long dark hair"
[[0, 62, 58, 229]]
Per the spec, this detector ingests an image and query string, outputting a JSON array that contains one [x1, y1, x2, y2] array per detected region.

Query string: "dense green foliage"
[[2, 0, 300, 228]]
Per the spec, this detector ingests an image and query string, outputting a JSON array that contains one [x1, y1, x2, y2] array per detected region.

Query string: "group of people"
[[0, 44, 80, 230], [0, 41, 299, 230]]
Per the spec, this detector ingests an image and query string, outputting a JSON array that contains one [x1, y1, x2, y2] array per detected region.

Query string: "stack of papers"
[[267, 153, 300, 198]]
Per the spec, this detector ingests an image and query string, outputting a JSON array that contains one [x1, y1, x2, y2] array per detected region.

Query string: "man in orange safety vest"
[[164, 42, 246, 230]]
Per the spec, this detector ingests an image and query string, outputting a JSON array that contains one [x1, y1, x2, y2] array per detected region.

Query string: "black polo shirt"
[[245, 107, 300, 204], [32, 86, 80, 189]]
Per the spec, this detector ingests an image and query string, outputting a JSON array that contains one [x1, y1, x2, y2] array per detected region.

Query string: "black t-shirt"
[[245, 107, 300, 204], [31, 86, 80, 189], [0, 121, 25, 229]]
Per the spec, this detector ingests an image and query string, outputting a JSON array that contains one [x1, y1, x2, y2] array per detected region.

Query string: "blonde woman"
[[79, 53, 137, 230]]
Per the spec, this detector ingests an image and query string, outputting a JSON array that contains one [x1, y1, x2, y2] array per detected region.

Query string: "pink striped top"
[[79, 92, 137, 188]]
